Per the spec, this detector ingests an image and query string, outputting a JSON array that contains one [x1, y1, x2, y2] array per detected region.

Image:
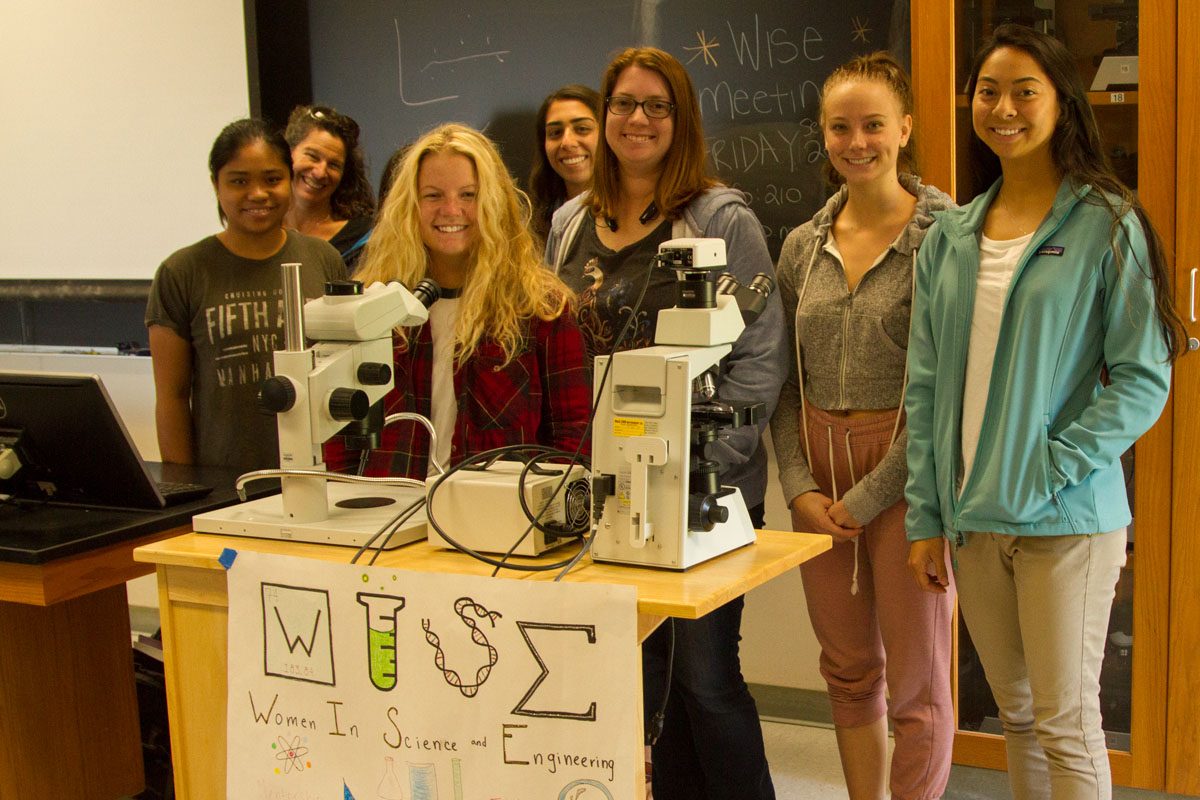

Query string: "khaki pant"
[[956, 529, 1127, 800]]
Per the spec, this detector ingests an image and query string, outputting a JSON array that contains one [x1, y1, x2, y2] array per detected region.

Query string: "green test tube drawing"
[[356, 592, 406, 690]]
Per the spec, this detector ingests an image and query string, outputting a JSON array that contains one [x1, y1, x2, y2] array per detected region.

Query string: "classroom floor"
[[758, 718, 1187, 799]]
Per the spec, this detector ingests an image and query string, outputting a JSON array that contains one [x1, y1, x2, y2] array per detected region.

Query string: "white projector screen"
[[1, 0, 250, 281]]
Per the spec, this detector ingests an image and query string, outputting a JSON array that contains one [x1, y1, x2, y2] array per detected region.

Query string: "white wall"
[[743, 431, 826, 691], [0, 0, 250, 281]]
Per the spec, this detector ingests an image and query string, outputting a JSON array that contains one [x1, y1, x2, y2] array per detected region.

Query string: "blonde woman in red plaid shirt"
[[324, 124, 590, 478]]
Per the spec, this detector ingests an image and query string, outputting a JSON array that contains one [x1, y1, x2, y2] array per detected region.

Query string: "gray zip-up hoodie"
[[771, 175, 954, 524], [546, 187, 788, 508]]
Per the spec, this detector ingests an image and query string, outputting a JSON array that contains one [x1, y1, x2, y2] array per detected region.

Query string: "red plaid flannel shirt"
[[323, 313, 590, 479]]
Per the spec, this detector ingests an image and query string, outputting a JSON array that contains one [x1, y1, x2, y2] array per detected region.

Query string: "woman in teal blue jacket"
[[904, 25, 1185, 800]]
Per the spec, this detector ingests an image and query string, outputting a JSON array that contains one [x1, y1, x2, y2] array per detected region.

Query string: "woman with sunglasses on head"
[[284, 105, 376, 273], [146, 118, 346, 472], [545, 47, 786, 800], [323, 123, 589, 479], [771, 52, 955, 800], [905, 25, 1184, 799], [529, 84, 601, 243]]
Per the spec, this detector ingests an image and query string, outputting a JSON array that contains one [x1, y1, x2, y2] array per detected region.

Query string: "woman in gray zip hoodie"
[[770, 54, 955, 800], [546, 46, 786, 800]]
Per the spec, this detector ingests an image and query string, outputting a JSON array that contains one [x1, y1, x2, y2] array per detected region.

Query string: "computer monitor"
[[0, 370, 204, 509]]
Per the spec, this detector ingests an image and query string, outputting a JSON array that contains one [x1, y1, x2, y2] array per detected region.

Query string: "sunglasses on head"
[[306, 106, 360, 142]]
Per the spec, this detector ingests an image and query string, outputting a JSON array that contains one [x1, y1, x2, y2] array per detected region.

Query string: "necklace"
[[996, 191, 1042, 237]]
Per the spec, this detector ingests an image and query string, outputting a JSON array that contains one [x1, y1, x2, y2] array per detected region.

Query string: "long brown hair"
[[966, 24, 1185, 359], [587, 47, 718, 222], [285, 104, 376, 221]]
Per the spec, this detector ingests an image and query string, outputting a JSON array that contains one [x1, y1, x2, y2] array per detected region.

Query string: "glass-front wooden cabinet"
[[911, 0, 1200, 792]]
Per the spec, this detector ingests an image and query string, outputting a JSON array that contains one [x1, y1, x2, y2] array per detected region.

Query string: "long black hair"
[[285, 105, 376, 220], [966, 24, 1185, 358], [208, 118, 291, 224], [528, 84, 601, 241]]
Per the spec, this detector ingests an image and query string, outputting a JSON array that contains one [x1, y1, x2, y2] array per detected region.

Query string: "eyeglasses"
[[605, 96, 675, 119], [306, 106, 360, 142]]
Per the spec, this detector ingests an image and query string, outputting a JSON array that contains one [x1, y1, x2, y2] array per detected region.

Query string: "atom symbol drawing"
[[275, 735, 310, 773]]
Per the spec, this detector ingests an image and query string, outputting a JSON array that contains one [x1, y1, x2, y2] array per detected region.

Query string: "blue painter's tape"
[[218, 548, 238, 570]]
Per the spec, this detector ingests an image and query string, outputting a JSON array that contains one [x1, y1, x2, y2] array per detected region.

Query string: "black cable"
[[425, 444, 588, 572], [646, 618, 675, 746], [481, 251, 662, 575], [348, 493, 427, 565]]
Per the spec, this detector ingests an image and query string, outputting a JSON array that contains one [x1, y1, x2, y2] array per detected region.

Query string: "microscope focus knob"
[[688, 494, 729, 532], [357, 362, 392, 385], [328, 388, 370, 421], [258, 377, 296, 413]]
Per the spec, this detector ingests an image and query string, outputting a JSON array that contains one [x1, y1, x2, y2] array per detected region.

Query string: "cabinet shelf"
[[954, 90, 1138, 108]]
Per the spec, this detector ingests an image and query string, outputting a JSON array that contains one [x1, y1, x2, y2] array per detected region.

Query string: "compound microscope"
[[590, 239, 775, 569], [193, 264, 439, 548]]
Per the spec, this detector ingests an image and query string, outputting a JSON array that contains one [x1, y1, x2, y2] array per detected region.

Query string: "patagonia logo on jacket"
[[1036, 245, 1065, 256]]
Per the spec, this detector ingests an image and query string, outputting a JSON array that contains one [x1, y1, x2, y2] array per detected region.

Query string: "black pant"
[[641, 503, 775, 800]]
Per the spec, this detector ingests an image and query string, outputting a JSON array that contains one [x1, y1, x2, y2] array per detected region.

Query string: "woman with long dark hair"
[[146, 119, 346, 471], [284, 104, 376, 272], [528, 84, 601, 242], [905, 25, 1184, 799]]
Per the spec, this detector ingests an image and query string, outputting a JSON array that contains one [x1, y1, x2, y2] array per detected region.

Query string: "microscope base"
[[192, 481, 428, 550], [591, 487, 757, 570]]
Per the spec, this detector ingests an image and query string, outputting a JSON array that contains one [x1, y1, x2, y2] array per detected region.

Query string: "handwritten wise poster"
[[226, 551, 639, 800]]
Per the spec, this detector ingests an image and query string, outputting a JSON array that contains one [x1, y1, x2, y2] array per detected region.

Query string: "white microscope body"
[[590, 239, 772, 570], [193, 265, 438, 548]]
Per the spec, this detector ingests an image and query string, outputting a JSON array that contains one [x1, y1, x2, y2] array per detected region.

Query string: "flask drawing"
[[408, 762, 439, 800], [377, 756, 403, 800], [357, 592, 406, 690]]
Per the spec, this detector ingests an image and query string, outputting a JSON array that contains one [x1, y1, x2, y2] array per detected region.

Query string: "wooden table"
[[0, 463, 269, 800], [0, 526, 190, 800], [135, 529, 830, 799]]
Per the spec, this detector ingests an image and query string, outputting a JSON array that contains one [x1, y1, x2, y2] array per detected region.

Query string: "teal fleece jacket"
[[904, 178, 1171, 541]]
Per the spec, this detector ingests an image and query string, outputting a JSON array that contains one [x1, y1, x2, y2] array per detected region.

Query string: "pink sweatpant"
[[798, 403, 955, 800]]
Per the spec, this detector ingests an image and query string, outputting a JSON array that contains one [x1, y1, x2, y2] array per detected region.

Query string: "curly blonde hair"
[[355, 123, 573, 364]]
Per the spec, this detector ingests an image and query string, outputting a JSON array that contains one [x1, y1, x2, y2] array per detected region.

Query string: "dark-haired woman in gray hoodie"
[[770, 53, 955, 800]]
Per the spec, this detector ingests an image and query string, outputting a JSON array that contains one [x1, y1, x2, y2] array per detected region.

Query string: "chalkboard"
[[308, 0, 907, 257]]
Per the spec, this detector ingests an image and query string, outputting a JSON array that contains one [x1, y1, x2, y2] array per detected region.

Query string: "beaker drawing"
[[408, 762, 439, 800], [357, 592, 406, 690], [377, 755, 404, 800]]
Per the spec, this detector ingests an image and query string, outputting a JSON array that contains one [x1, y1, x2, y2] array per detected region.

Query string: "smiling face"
[[213, 139, 291, 239], [417, 151, 478, 279], [822, 77, 912, 187], [544, 99, 599, 197], [291, 129, 347, 209], [605, 65, 675, 176], [972, 46, 1060, 168]]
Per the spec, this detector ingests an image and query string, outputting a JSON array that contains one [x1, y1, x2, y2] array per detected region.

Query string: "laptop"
[[0, 371, 212, 509]]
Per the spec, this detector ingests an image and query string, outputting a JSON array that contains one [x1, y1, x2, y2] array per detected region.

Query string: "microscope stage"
[[192, 481, 428, 550]]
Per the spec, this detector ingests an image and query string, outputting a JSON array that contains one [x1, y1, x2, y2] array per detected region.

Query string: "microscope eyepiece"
[[412, 278, 441, 309], [748, 273, 776, 297], [325, 280, 364, 296]]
